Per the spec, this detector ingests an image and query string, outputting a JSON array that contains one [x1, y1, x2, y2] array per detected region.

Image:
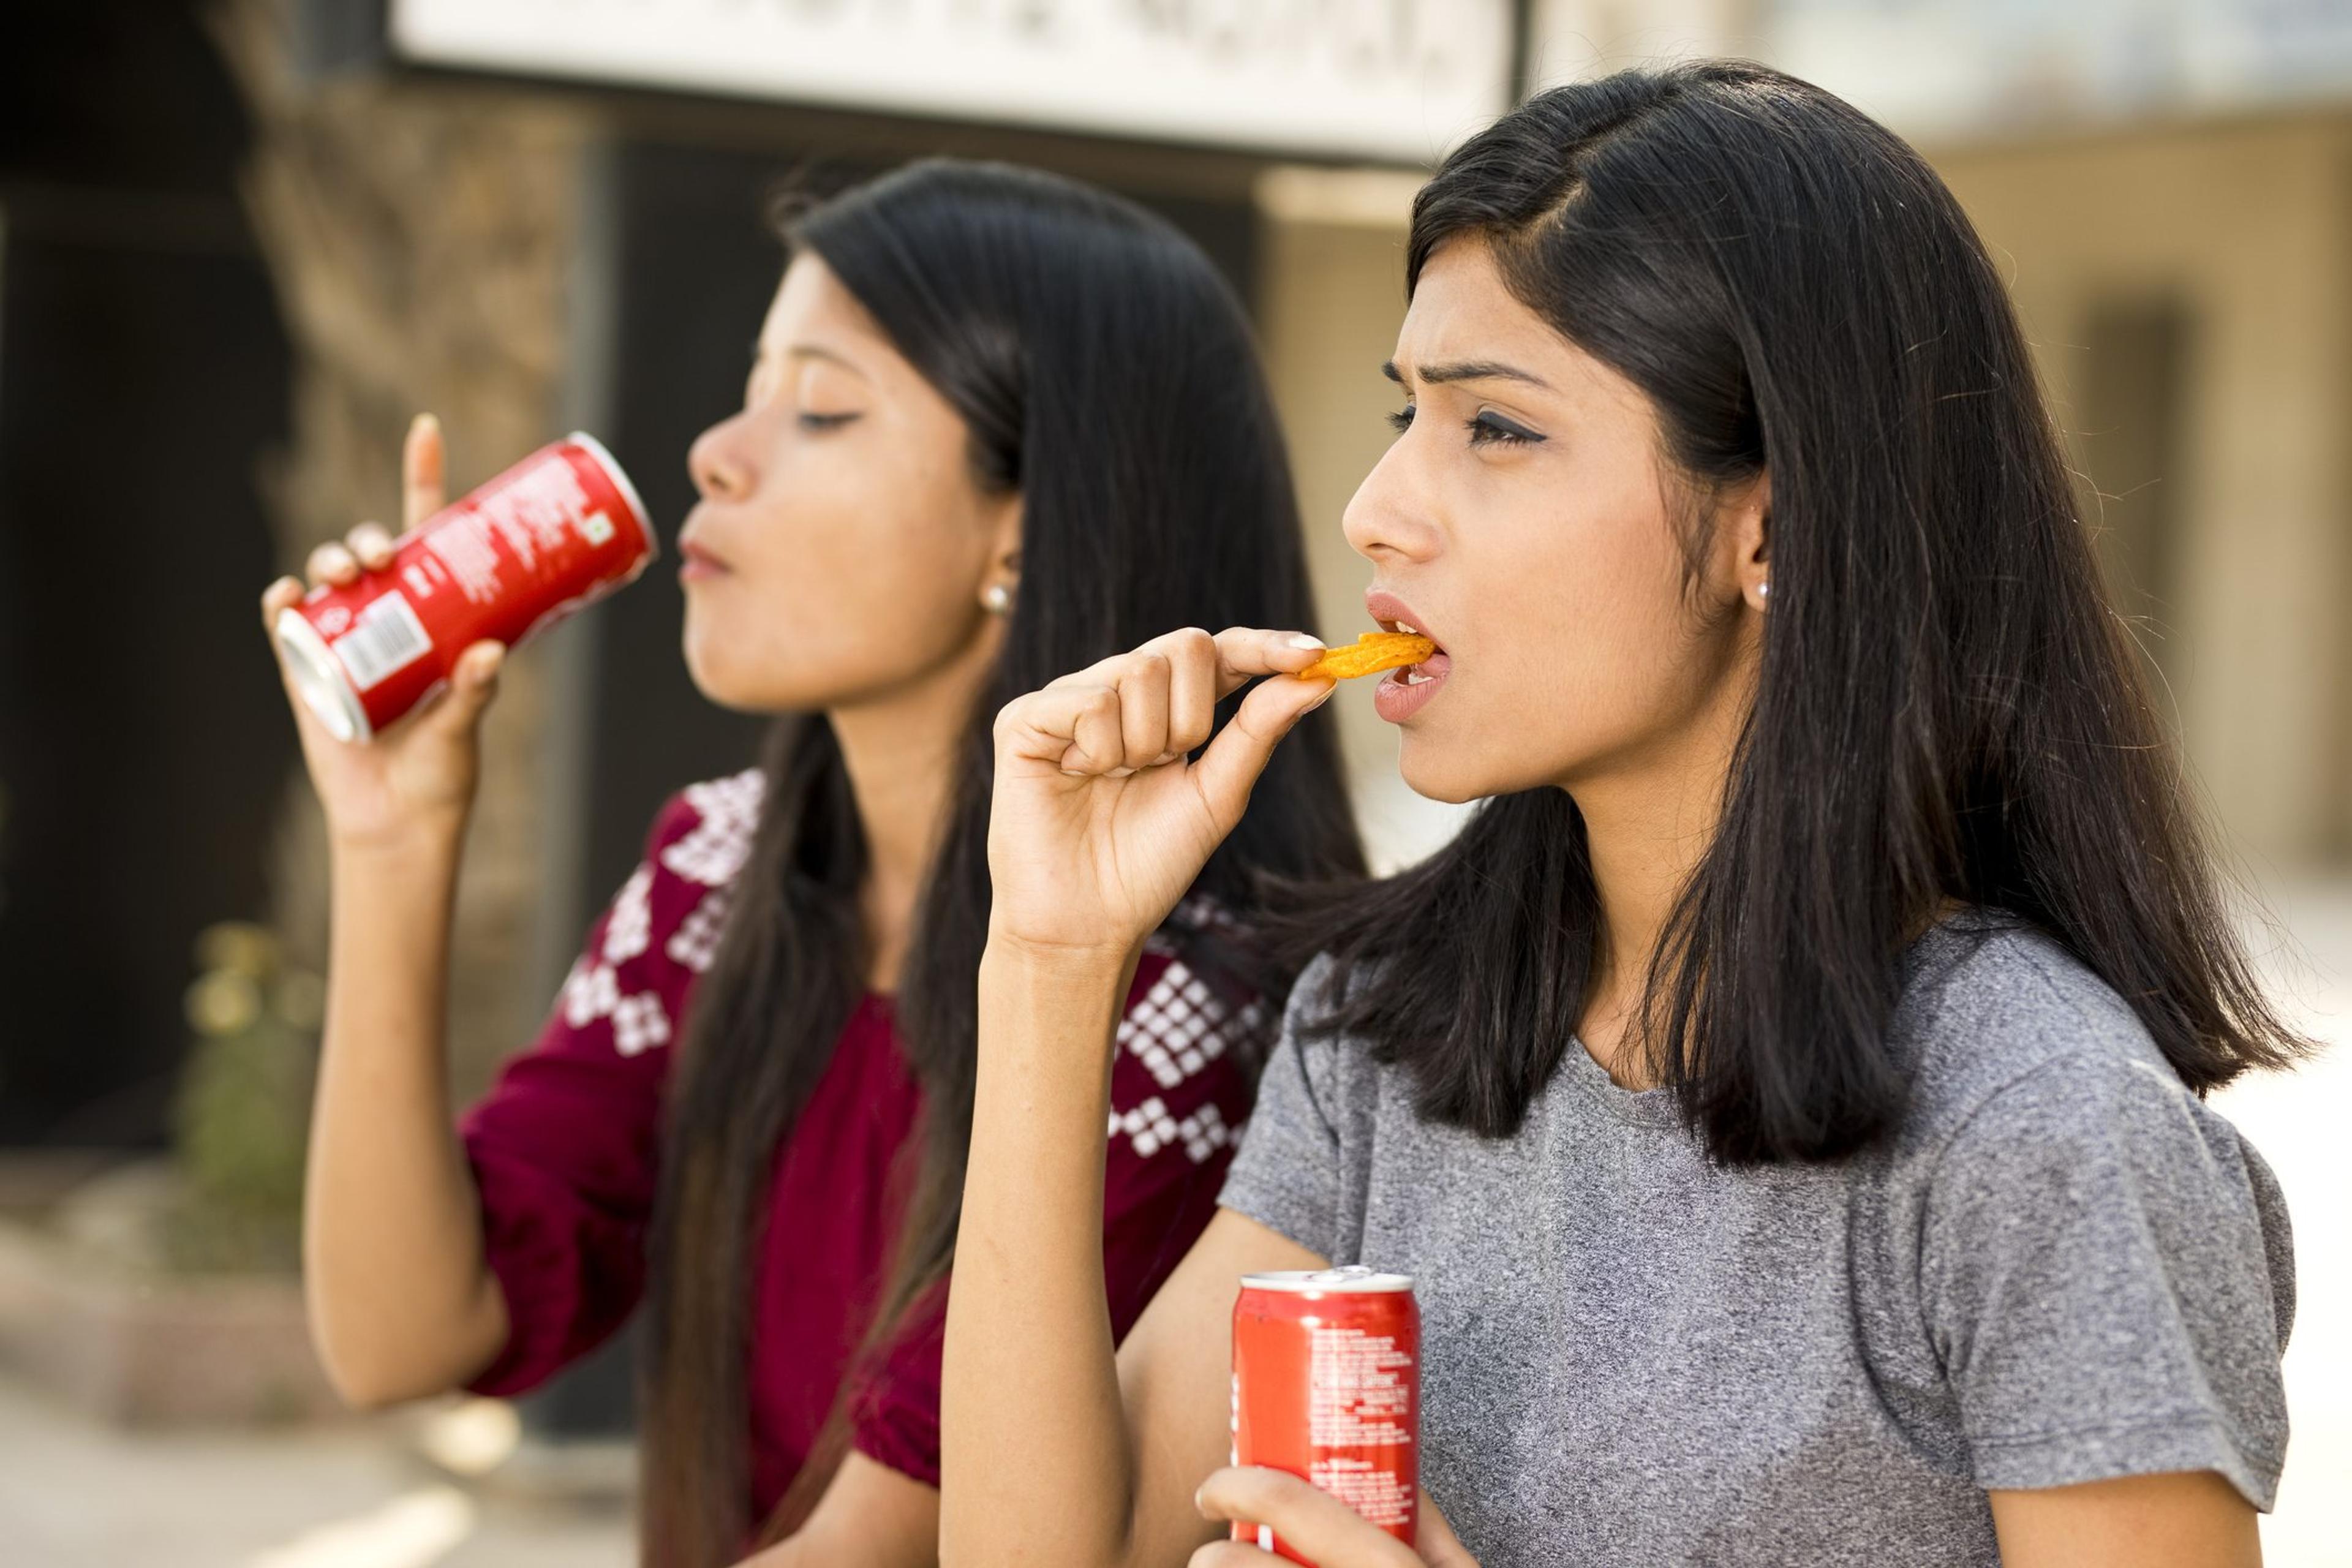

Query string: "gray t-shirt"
[[1219, 915, 2294, 1568]]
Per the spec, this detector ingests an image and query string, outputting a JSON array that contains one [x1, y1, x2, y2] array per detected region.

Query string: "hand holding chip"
[[986, 626, 1333, 962]]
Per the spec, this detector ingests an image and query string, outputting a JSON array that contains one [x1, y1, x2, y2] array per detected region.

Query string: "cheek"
[[1412, 486, 1707, 791], [684, 448, 994, 709]]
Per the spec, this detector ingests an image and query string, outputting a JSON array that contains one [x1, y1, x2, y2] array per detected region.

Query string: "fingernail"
[[1285, 633, 1324, 652], [411, 412, 439, 437]]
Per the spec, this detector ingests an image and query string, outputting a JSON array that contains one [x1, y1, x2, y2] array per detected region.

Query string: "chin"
[[681, 633, 785, 714], [1394, 734, 1497, 806]]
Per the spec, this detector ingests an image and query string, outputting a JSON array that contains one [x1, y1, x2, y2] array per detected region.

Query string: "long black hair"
[[639, 160, 1363, 1567], [1283, 62, 2307, 1164]]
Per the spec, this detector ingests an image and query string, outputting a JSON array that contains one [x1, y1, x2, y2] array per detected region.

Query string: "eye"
[[797, 411, 862, 432], [1385, 404, 1415, 434], [1466, 410, 1544, 447]]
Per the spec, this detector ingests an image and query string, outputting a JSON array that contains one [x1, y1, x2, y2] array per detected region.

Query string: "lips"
[[677, 526, 732, 582], [1362, 587, 1449, 724]]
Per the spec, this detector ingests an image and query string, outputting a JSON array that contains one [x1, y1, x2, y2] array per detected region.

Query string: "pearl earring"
[[982, 582, 1012, 615], [1757, 579, 1771, 604]]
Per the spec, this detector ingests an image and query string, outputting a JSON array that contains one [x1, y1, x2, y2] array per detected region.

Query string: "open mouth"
[[1366, 601, 1450, 723], [1379, 616, 1449, 684]]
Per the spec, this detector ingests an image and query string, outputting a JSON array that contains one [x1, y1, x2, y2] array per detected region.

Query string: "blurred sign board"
[[1532, 1, 2352, 143], [380, 0, 1517, 163], [1770, 0, 2352, 139]]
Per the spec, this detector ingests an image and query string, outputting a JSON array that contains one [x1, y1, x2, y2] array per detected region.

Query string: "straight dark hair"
[[637, 160, 1362, 1568], [1282, 62, 2308, 1163]]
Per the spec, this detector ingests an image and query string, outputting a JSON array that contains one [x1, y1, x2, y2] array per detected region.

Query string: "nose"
[[1341, 437, 1442, 566], [688, 409, 757, 503]]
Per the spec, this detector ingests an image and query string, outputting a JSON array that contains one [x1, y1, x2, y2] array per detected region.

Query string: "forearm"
[[940, 941, 1142, 1567], [303, 830, 505, 1405]]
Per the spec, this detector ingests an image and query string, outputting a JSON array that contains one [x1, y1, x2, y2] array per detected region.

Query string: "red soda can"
[[1231, 1267, 1419, 1564], [273, 432, 655, 742]]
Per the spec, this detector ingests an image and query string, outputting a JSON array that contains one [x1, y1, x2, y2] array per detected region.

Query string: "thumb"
[[431, 641, 505, 733], [1189, 674, 1332, 835]]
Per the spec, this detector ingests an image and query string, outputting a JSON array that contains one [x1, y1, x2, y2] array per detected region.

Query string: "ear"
[[986, 490, 1024, 587], [1717, 469, 1771, 612]]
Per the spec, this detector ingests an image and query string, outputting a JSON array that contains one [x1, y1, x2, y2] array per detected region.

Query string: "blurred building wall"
[[1935, 116, 2352, 867], [1256, 171, 1477, 871]]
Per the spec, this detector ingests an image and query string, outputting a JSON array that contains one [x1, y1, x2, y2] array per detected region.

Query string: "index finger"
[[1194, 1468, 1425, 1568], [402, 413, 446, 530], [1204, 627, 1327, 699]]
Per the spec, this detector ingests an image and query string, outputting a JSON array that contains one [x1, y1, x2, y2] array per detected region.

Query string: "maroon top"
[[458, 772, 1257, 1517]]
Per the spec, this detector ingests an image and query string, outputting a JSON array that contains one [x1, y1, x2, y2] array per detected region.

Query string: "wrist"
[[328, 816, 467, 873], [981, 925, 1141, 989]]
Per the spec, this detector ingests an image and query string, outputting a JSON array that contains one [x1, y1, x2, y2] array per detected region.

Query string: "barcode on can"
[[332, 591, 432, 691]]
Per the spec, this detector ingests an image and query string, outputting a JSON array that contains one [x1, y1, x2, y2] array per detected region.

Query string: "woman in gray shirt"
[[938, 60, 2304, 1568]]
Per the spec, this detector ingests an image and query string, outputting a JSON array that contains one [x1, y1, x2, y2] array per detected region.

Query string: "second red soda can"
[[1231, 1266, 1420, 1564]]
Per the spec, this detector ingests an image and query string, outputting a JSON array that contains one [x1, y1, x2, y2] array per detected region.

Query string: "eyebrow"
[[752, 341, 870, 378], [1382, 358, 1552, 390]]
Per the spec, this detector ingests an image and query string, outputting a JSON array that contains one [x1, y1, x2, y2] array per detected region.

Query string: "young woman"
[[943, 64, 2301, 1568], [259, 160, 1360, 1568]]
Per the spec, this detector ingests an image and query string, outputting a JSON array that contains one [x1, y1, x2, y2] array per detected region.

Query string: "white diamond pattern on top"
[[1116, 960, 1265, 1092], [660, 769, 765, 887], [560, 954, 620, 1030], [666, 886, 732, 973], [608, 992, 671, 1056], [1142, 894, 1241, 958], [557, 773, 764, 1058], [1108, 1097, 1235, 1166], [1106, 956, 1260, 1165], [600, 867, 655, 965]]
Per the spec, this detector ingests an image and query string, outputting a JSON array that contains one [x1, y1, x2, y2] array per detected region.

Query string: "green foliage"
[[165, 922, 322, 1272]]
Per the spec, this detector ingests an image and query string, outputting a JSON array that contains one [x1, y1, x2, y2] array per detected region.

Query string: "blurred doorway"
[[0, 1, 295, 1147]]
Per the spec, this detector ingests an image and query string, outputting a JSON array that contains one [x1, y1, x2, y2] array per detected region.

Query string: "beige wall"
[[1933, 116, 2352, 867], [1257, 179, 1478, 869]]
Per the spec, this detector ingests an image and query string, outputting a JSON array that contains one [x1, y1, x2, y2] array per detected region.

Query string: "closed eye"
[[798, 412, 863, 432]]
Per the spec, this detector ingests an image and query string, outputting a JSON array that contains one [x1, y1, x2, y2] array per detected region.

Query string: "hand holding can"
[[1230, 1267, 1422, 1564], [273, 430, 655, 744]]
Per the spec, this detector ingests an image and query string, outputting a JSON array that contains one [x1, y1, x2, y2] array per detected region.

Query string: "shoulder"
[[1273, 949, 1384, 1088], [1888, 913, 2183, 1150], [643, 768, 766, 888], [1891, 918, 2292, 1306], [1243, 949, 1394, 1137], [552, 769, 765, 1056], [613, 767, 766, 971]]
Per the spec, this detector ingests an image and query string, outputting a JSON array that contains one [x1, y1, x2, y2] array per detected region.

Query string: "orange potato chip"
[[1301, 631, 1437, 682]]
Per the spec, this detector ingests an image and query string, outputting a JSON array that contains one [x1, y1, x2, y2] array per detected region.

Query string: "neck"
[[1569, 664, 1755, 1088], [829, 629, 1001, 992]]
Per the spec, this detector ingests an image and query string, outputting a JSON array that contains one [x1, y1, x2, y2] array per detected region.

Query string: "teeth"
[[1395, 621, 1422, 636], [1403, 668, 1432, 685]]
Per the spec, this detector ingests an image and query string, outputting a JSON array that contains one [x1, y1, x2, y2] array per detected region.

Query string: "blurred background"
[[1, 1, 2347, 1563]]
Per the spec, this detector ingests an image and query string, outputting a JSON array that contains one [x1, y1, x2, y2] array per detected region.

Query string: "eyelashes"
[[797, 412, 863, 432], [1385, 405, 1545, 447]]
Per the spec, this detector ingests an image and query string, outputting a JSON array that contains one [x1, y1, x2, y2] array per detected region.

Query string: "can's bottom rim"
[[274, 606, 371, 744]]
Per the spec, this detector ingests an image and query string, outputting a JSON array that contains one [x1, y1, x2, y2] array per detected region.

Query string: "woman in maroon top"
[[259, 160, 1362, 1568]]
